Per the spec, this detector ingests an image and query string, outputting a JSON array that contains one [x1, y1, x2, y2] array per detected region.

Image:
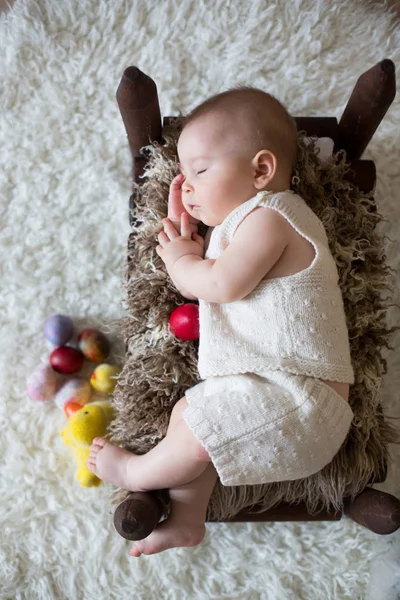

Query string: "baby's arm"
[[173, 207, 289, 303], [169, 267, 199, 300], [172, 282, 198, 301]]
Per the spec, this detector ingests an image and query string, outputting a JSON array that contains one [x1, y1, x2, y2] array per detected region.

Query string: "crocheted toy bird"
[[60, 400, 114, 487]]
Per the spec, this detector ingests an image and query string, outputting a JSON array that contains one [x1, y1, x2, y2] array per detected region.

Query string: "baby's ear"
[[252, 150, 277, 189]]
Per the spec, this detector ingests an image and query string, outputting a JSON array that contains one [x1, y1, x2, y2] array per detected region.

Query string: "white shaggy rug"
[[1, 1, 400, 598]]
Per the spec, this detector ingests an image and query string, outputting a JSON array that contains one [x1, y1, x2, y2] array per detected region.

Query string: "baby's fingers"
[[162, 218, 180, 240], [158, 231, 169, 247], [168, 175, 186, 220], [192, 232, 205, 246], [180, 212, 192, 238]]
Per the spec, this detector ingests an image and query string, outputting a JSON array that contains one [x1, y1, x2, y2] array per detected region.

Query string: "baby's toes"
[[88, 438, 106, 455], [93, 437, 107, 448], [129, 542, 144, 557], [87, 455, 97, 472], [87, 443, 102, 470], [88, 448, 98, 462], [88, 443, 99, 456]]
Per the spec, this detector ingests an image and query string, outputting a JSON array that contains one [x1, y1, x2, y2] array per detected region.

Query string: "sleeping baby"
[[87, 86, 355, 557]]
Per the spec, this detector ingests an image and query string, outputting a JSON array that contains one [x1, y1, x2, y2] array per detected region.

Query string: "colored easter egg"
[[169, 303, 199, 341], [44, 314, 74, 346], [77, 329, 110, 363], [27, 364, 57, 401], [49, 346, 84, 374], [55, 378, 93, 410], [90, 363, 121, 394]]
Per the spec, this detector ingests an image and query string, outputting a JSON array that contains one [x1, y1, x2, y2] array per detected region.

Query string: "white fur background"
[[1, 1, 399, 599]]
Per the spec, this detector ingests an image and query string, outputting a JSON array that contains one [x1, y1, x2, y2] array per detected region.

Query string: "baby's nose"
[[182, 180, 192, 192]]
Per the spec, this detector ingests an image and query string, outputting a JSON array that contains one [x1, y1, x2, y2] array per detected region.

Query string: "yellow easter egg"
[[90, 363, 120, 394]]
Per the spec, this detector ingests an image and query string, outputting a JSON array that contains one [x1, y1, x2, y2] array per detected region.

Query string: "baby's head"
[[177, 86, 298, 226]]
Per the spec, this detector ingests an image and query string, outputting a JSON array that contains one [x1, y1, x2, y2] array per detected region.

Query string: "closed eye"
[[197, 169, 206, 175]]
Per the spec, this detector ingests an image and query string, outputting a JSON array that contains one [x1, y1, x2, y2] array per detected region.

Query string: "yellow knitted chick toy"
[[60, 400, 114, 487]]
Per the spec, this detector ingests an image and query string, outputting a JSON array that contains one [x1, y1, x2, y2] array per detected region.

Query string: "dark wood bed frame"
[[112, 60, 400, 542]]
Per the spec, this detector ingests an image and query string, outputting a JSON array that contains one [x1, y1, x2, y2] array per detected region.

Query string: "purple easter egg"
[[44, 314, 74, 346], [27, 365, 57, 402]]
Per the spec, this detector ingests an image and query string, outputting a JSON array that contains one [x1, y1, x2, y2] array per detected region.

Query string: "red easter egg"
[[50, 346, 84, 374], [169, 303, 199, 341]]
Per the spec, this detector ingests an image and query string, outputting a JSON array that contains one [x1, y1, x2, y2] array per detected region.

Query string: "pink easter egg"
[[54, 378, 93, 410], [27, 365, 57, 402]]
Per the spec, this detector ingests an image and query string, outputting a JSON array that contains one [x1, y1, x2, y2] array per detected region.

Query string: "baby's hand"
[[156, 212, 205, 276], [168, 174, 199, 234]]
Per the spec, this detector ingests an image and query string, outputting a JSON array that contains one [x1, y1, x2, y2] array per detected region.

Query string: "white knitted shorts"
[[183, 369, 354, 486]]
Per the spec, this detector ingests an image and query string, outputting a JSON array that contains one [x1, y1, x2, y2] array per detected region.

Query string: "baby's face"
[[177, 116, 257, 227]]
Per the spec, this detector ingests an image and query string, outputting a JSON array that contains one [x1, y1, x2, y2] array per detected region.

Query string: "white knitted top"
[[197, 190, 355, 384]]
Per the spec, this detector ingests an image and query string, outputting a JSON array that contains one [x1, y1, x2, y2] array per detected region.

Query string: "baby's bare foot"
[[87, 438, 134, 489], [129, 518, 206, 557]]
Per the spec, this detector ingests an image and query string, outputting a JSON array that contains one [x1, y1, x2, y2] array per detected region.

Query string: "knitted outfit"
[[183, 190, 355, 486]]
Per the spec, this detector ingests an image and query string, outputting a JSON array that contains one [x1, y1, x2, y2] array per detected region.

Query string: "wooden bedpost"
[[116, 66, 162, 177], [337, 59, 396, 161], [114, 490, 169, 541], [116, 67, 163, 224]]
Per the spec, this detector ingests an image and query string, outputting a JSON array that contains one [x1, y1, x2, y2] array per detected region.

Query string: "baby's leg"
[[130, 461, 218, 556], [128, 397, 218, 555], [88, 396, 211, 492], [88, 396, 219, 555], [129, 400, 218, 556]]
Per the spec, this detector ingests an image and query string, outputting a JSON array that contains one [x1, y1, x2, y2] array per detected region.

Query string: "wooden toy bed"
[[111, 59, 400, 542]]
